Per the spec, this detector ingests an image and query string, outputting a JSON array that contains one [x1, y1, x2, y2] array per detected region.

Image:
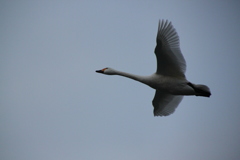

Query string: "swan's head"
[[96, 67, 116, 75]]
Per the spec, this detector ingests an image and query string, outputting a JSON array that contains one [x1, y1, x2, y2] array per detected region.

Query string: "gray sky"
[[1, 0, 240, 160]]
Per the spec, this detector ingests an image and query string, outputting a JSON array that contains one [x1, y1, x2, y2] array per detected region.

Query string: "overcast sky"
[[1, 0, 240, 160]]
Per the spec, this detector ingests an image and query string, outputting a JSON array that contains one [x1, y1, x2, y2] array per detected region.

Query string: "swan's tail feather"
[[187, 83, 211, 97]]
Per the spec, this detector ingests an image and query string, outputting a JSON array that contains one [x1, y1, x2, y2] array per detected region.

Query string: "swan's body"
[[96, 20, 211, 116]]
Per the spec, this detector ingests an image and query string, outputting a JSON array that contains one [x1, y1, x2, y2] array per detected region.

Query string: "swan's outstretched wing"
[[154, 20, 186, 77], [152, 90, 183, 116]]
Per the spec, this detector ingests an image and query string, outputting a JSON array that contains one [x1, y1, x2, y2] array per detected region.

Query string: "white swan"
[[96, 20, 211, 116]]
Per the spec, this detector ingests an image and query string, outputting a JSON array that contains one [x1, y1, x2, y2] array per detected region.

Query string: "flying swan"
[[96, 20, 211, 116]]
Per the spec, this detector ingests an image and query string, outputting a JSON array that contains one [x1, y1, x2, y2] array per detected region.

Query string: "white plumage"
[[96, 20, 211, 116]]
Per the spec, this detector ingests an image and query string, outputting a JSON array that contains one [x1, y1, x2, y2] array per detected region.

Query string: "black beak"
[[96, 70, 104, 73]]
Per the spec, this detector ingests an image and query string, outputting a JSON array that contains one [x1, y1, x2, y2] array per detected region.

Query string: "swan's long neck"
[[114, 70, 149, 85]]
